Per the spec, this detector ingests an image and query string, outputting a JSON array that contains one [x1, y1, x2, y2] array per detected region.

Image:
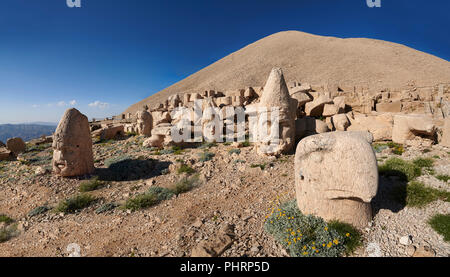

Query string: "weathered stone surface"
[[143, 134, 165, 148], [191, 224, 234, 257], [6, 137, 26, 154], [440, 118, 450, 147], [0, 148, 14, 161], [392, 114, 436, 144], [331, 114, 350, 131], [295, 117, 329, 141], [295, 131, 378, 229], [52, 108, 94, 177], [256, 68, 296, 156], [136, 110, 153, 137], [92, 125, 125, 140], [151, 111, 171, 127], [290, 91, 313, 107], [347, 113, 393, 141], [376, 101, 402, 113], [333, 96, 346, 111], [322, 104, 340, 117], [304, 94, 333, 117]]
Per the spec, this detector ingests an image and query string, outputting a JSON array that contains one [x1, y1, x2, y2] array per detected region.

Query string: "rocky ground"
[[0, 135, 449, 257]]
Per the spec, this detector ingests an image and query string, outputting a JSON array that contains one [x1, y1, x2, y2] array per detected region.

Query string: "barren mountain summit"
[[125, 30, 450, 114]]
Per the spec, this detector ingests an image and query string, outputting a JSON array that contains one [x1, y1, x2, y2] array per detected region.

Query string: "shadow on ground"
[[95, 158, 171, 181], [372, 170, 408, 216]]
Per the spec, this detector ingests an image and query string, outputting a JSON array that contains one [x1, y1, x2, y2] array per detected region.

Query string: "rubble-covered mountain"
[[125, 31, 450, 115]]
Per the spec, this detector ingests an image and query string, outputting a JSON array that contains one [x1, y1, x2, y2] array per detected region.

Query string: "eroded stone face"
[[256, 68, 296, 156], [136, 110, 153, 137], [294, 131, 378, 229], [52, 108, 94, 177]]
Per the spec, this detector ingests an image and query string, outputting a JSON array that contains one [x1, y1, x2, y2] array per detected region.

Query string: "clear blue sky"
[[0, 0, 449, 124]]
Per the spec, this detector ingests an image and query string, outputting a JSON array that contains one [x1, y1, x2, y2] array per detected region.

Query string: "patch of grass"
[[378, 142, 405, 155], [79, 177, 106, 192], [432, 155, 440, 159], [412, 157, 434, 169], [223, 142, 232, 146], [0, 224, 18, 243], [393, 181, 450, 208], [198, 151, 215, 162], [177, 164, 196, 175], [378, 157, 421, 181], [372, 143, 389, 153], [228, 149, 241, 155], [28, 206, 50, 217], [126, 131, 138, 137], [199, 142, 217, 149], [170, 174, 200, 195], [251, 163, 267, 170], [328, 220, 362, 256], [0, 214, 13, 224], [171, 146, 184, 155], [428, 214, 450, 242], [123, 193, 158, 211], [54, 194, 97, 214], [264, 201, 347, 257], [234, 159, 246, 164], [148, 186, 175, 201], [95, 203, 118, 214], [241, 140, 251, 147], [422, 148, 432, 153], [436, 175, 450, 183]]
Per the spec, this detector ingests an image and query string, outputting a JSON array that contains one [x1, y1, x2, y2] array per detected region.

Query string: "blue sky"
[[0, 0, 449, 124]]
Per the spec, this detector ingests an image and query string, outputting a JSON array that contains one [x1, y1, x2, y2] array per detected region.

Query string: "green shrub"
[[393, 181, 450, 208], [264, 201, 347, 257], [177, 164, 196, 175], [412, 158, 434, 169], [79, 177, 105, 192], [148, 186, 175, 201], [95, 203, 117, 214], [378, 157, 421, 181], [428, 214, 450, 242], [328, 220, 362, 255], [241, 140, 251, 147], [433, 155, 440, 159], [373, 144, 389, 153], [198, 151, 215, 162], [422, 149, 431, 153], [54, 194, 97, 214], [28, 206, 50, 217], [123, 193, 159, 211], [251, 163, 267, 170], [436, 175, 450, 182], [0, 224, 18, 243], [0, 214, 13, 224], [228, 149, 241, 155], [199, 142, 217, 149], [170, 174, 200, 195]]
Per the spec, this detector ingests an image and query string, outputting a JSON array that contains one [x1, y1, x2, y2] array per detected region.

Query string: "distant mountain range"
[[0, 123, 57, 143]]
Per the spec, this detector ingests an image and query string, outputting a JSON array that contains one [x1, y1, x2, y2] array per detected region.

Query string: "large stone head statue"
[[52, 108, 94, 177], [136, 110, 153, 137], [294, 131, 378, 229], [256, 68, 296, 156]]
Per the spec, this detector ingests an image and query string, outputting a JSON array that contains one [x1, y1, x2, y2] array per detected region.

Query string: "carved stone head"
[[294, 131, 378, 228], [52, 108, 94, 177]]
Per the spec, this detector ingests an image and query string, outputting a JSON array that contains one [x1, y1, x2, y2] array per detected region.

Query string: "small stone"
[[399, 235, 412, 246]]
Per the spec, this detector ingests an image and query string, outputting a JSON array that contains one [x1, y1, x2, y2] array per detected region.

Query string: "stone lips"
[[294, 131, 378, 229], [52, 108, 94, 177]]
